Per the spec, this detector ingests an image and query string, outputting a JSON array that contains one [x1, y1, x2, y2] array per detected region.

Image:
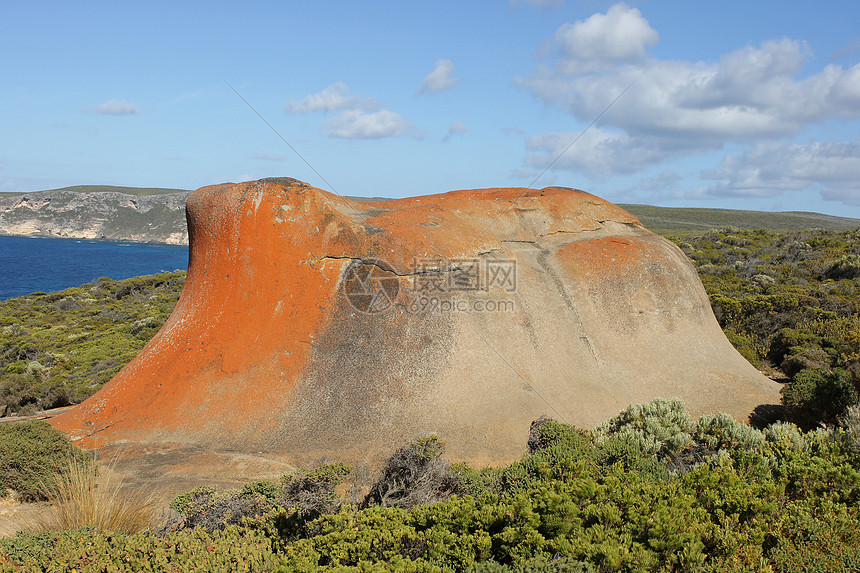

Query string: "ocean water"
[[0, 235, 189, 300]]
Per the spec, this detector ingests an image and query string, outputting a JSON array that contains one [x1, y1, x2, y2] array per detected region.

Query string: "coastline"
[[0, 230, 188, 246]]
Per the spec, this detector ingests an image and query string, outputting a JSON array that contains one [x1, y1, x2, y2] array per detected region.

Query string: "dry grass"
[[34, 457, 157, 534]]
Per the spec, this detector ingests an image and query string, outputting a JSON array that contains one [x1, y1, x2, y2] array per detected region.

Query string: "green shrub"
[[593, 432, 669, 478], [282, 462, 352, 518], [724, 328, 761, 365], [826, 254, 860, 280], [782, 346, 833, 377], [466, 556, 599, 573], [0, 525, 285, 571], [839, 403, 860, 457], [166, 483, 277, 532], [765, 426, 860, 505], [595, 398, 693, 458], [169, 484, 218, 516], [467, 556, 597, 572], [4, 399, 860, 571], [764, 421, 809, 451], [782, 368, 858, 429], [240, 478, 281, 500], [449, 462, 503, 498], [168, 464, 353, 532], [766, 502, 860, 572], [691, 412, 765, 452], [0, 420, 92, 501], [500, 421, 598, 493]]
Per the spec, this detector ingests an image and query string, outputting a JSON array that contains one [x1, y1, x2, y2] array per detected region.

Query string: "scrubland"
[[0, 226, 858, 571]]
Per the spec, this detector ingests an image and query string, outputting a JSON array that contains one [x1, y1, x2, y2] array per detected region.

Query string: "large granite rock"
[[51, 178, 780, 465]]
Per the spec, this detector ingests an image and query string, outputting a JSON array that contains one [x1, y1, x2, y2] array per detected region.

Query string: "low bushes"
[[782, 367, 858, 429], [3, 398, 860, 570], [675, 229, 858, 364], [671, 228, 860, 430], [166, 462, 354, 532], [0, 271, 185, 415], [0, 420, 91, 502]]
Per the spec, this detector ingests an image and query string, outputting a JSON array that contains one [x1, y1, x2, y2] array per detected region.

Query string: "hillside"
[[621, 204, 860, 234], [0, 186, 191, 244], [0, 184, 188, 197], [0, 185, 857, 245]]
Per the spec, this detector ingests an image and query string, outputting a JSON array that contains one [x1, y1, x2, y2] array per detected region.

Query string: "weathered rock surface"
[[0, 186, 191, 244], [51, 178, 781, 466]]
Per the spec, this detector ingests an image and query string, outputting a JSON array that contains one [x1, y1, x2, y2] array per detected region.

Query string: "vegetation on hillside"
[[2, 399, 860, 571], [621, 204, 860, 234], [0, 185, 190, 197], [672, 227, 860, 428], [0, 225, 859, 570], [0, 272, 184, 415], [0, 420, 91, 502]]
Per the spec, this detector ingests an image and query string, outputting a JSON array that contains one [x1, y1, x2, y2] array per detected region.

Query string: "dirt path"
[[0, 405, 75, 424]]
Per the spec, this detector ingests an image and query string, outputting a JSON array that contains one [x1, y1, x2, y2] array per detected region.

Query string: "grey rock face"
[[0, 188, 191, 244]]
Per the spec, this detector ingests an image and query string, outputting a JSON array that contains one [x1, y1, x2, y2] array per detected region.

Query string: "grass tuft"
[[36, 457, 156, 534]]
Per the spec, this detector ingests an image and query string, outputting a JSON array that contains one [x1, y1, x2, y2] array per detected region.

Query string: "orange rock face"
[[51, 178, 780, 465]]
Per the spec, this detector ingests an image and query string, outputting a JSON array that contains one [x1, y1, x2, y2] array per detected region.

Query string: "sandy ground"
[[0, 494, 54, 537], [1, 408, 301, 538], [0, 447, 301, 538]]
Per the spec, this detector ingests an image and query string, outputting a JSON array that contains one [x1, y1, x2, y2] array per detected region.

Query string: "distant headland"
[[1, 184, 858, 245]]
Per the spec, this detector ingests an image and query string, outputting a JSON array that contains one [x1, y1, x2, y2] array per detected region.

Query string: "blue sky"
[[3, 1, 860, 218]]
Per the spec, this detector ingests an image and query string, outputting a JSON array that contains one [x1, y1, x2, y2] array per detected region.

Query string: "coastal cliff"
[[0, 186, 191, 245]]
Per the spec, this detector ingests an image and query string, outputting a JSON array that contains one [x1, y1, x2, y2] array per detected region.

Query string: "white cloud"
[[520, 37, 860, 143], [287, 82, 411, 140], [419, 59, 460, 94], [443, 120, 468, 142], [285, 82, 376, 114], [326, 109, 411, 139], [702, 140, 860, 205], [640, 170, 682, 192], [93, 99, 139, 115], [524, 127, 674, 178], [550, 3, 658, 74], [515, 3, 860, 178]]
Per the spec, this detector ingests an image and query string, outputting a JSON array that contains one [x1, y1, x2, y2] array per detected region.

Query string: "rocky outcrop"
[[0, 187, 191, 244], [51, 178, 781, 466]]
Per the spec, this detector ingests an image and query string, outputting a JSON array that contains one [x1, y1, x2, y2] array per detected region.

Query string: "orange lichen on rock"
[[51, 178, 781, 466]]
